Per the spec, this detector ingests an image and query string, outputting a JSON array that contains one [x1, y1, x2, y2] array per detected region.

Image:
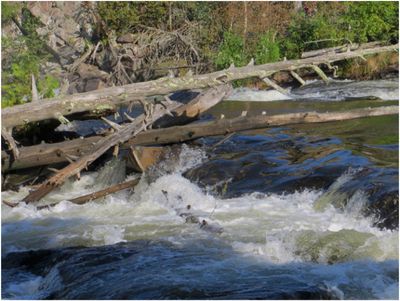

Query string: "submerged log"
[[3, 178, 140, 209], [3, 106, 397, 172], [19, 85, 231, 203], [2, 43, 397, 129]]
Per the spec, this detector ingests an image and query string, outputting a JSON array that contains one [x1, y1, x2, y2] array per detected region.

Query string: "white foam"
[[226, 79, 399, 102], [227, 87, 293, 101], [2, 147, 398, 299]]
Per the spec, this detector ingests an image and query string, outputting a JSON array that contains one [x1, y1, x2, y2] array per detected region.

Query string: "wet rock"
[[367, 190, 399, 230], [199, 219, 223, 234]]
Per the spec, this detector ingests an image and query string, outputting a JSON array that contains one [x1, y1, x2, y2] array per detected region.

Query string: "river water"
[[1, 79, 399, 299]]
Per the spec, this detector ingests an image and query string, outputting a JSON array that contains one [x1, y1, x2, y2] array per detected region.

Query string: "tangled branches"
[[105, 24, 201, 85]]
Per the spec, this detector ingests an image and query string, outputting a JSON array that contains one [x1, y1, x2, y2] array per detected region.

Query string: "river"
[[1, 78, 399, 299]]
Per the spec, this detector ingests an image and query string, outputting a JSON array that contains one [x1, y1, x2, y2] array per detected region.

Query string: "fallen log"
[[3, 106, 397, 172], [2, 43, 397, 129], [19, 85, 231, 203], [123, 105, 399, 145], [3, 178, 140, 209], [301, 41, 386, 59]]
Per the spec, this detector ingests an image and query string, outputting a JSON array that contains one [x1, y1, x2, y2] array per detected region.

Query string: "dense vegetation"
[[1, 1, 398, 107], [1, 2, 59, 107]]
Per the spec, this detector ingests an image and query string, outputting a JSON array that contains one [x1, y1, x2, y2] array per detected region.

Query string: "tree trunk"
[[243, 1, 248, 46], [2, 43, 397, 129], [18, 85, 231, 203], [4, 106, 397, 172]]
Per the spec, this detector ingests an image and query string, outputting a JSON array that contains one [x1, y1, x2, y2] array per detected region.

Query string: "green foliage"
[[281, 2, 399, 59], [255, 31, 280, 64], [1, 6, 59, 108], [1, 1, 21, 23], [282, 13, 347, 59], [98, 2, 167, 34], [344, 2, 399, 43], [136, 2, 167, 28], [215, 31, 246, 69], [38, 75, 60, 98], [1, 46, 59, 108], [97, 2, 139, 34]]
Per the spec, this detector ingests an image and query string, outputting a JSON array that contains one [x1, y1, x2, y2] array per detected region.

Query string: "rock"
[[77, 63, 109, 80], [27, 1, 85, 61], [84, 78, 107, 92], [199, 219, 223, 234], [117, 33, 135, 44]]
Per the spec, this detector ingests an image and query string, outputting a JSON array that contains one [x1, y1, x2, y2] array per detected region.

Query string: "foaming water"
[[2, 145, 398, 299], [228, 78, 399, 101]]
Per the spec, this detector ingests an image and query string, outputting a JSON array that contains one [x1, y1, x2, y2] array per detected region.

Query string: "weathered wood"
[[123, 106, 399, 145], [1, 136, 99, 172], [1, 128, 20, 160], [261, 77, 290, 96], [301, 41, 386, 59], [127, 146, 164, 172], [290, 70, 306, 85], [2, 43, 397, 128], [19, 85, 231, 203], [310, 65, 330, 83], [4, 105, 397, 172], [31, 74, 39, 103], [3, 178, 140, 209]]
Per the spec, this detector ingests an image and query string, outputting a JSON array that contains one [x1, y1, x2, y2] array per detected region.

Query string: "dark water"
[[2, 80, 399, 300]]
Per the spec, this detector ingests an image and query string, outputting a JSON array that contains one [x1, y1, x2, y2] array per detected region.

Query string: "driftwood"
[[3, 178, 140, 209], [3, 106, 397, 172], [2, 43, 397, 129], [18, 85, 231, 203], [127, 146, 165, 172], [122, 105, 398, 145], [301, 41, 387, 59]]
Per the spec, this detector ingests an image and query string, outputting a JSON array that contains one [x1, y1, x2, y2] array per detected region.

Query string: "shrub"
[[255, 31, 280, 64], [1, 5, 59, 108], [215, 31, 246, 69], [343, 2, 399, 43]]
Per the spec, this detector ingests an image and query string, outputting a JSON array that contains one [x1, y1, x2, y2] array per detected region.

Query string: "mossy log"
[[3, 105, 397, 172], [2, 43, 397, 129]]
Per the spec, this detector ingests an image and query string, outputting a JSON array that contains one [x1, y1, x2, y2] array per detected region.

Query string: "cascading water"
[[2, 79, 399, 299]]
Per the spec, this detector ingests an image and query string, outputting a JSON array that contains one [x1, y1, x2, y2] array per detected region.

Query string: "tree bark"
[[2, 43, 397, 129], [4, 105, 397, 172], [18, 85, 231, 203]]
